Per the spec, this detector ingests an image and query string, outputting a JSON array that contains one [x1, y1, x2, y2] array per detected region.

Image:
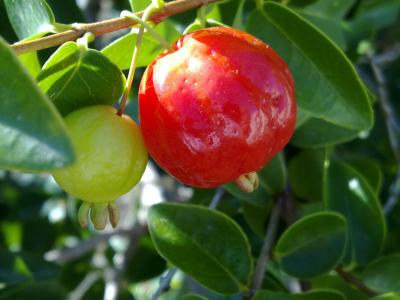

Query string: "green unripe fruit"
[[52, 105, 148, 229]]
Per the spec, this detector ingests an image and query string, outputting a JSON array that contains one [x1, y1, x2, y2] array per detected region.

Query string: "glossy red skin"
[[139, 27, 296, 188]]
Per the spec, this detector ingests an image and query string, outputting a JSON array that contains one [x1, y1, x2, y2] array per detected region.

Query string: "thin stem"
[[209, 187, 224, 209], [368, 53, 400, 214], [68, 271, 102, 300], [10, 0, 222, 55], [250, 197, 282, 294], [120, 10, 170, 49], [335, 267, 379, 297], [117, 5, 154, 116]]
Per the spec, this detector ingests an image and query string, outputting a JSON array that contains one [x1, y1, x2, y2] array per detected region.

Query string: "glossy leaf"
[[247, 3, 373, 147], [38, 42, 125, 116], [370, 294, 400, 300], [0, 38, 75, 171], [288, 148, 329, 202], [241, 201, 271, 237], [324, 161, 386, 266], [275, 212, 347, 279], [4, 0, 55, 40], [19, 52, 41, 77], [258, 152, 287, 194], [312, 275, 368, 300], [253, 291, 297, 300], [303, 0, 356, 19], [148, 203, 252, 294], [347, 159, 382, 195], [224, 183, 271, 206], [296, 289, 347, 300], [361, 255, 400, 293], [102, 21, 180, 70]]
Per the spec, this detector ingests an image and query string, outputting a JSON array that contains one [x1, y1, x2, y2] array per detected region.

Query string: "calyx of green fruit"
[[78, 202, 120, 230]]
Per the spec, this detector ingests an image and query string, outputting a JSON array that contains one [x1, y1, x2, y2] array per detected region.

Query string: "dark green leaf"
[[148, 203, 252, 294], [361, 255, 400, 293], [224, 183, 271, 206], [253, 291, 297, 300], [296, 289, 347, 300], [0, 38, 75, 171], [324, 161, 386, 266], [275, 212, 347, 279], [38, 42, 125, 116], [0, 281, 67, 300], [346, 159, 382, 195], [288, 148, 329, 202], [312, 275, 368, 300], [4, 0, 55, 40], [258, 153, 287, 194], [241, 201, 271, 237], [102, 21, 180, 70], [303, 0, 356, 19], [247, 3, 373, 147], [124, 235, 166, 283]]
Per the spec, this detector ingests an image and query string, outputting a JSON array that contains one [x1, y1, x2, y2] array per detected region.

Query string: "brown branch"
[[10, 0, 222, 55], [335, 267, 379, 297]]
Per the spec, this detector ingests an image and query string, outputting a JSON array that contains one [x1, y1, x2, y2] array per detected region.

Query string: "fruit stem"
[[235, 172, 259, 193], [117, 4, 162, 116]]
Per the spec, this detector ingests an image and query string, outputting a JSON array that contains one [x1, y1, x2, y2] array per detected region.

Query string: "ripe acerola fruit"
[[52, 105, 148, 229], [139, 27, 296, 190]]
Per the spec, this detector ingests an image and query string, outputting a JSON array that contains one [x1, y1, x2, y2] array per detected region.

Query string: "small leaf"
[[253, 291, 298, 300], [18, 52, 41, 77], [361, 255, 400, 293], [312, 275, 368, 300], [247, 3, 373, 147], [148, 203, 252, 294], [102, 21, 180, 70], [347, 159, 382, 195], [275, 212, 347, 279], [38, 42, 125, 116], [4, 0, 55, 40], [258, 153, 287, 194], [288, 148, 329, 202], [324, 161, 386, 266], [129, 0, 150, 12], [0, 38, 75, 171], [296, 289, 347, 300]]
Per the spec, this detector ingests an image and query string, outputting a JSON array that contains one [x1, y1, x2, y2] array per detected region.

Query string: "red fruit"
[[139, 27, 296, 188]]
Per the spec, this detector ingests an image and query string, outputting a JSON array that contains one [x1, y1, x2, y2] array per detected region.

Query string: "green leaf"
[[370, 294, 400, 300], [148, 203, 253, 294], [347, 159, 382, 195], [258, 153, 287, 194], [241, 201, 272, 237], [296, 289, 347, 300], [253, 291, 298, 300], [38, 42, 125, 116], [324, 161, 386, 266], [312, 275, 368, 300], [361, 255, 400, 293], [224, 183, 271, 206], [180, 294, 209, 300], [129, 0, 150, 12], [18, 52, 41, 77], [247, 3, 373, 147], [303, 0, 356, 19], [102, 20, 180, 70], [0, 38, 75, 171], [275, 212, 347, 279], [4, 0, 55, 40], [288, 148, 329, 202], [298, 11, 347, 50]]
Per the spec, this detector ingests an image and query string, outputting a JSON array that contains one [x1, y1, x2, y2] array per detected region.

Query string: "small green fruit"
[[52, 105, 148, 229]]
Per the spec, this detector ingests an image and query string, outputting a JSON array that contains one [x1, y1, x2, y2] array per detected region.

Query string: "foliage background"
[[0, 0, 400, 300]]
